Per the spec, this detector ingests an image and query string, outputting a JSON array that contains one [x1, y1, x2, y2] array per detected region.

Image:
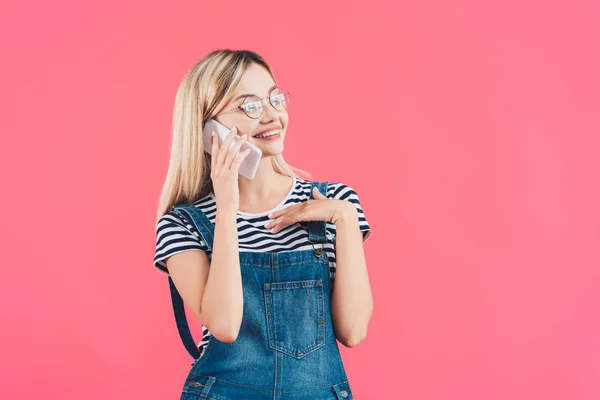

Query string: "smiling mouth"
[[253, 128, 281, 138], [254, 133, 281, 140]]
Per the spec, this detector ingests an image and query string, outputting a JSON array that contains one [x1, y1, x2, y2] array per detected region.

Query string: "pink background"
[[1, 0, 599, 399]]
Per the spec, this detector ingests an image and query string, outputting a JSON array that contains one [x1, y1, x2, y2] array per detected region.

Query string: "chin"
[[258, 143, 284, 157]]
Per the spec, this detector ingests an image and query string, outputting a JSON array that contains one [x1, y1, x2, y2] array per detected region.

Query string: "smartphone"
[[202, 119, 262, 180]]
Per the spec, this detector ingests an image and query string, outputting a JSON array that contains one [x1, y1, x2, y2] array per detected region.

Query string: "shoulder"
[[156, 209, 190, 232], [293, 177, 355, 197], [156, 194, 215, 234], [294, 178, 363, 203], [322, 180, 372, 242], [285, 176, 314, 203], [323, 181, 362, 202]]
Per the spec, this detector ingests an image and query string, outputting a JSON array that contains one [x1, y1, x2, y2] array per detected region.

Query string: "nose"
[[260, 98, 279, 120]]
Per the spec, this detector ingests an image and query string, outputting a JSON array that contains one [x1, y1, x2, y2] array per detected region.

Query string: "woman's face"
[[213, 63, 288, 158]]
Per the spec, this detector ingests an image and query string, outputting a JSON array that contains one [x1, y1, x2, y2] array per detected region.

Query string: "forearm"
[[201, 209, 243, 340], [330, 204, 373, 347]]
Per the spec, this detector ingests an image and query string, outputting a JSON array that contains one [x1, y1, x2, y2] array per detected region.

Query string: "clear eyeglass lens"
[[240, 87, 290, 118], [241, 96, 263, 118], [270, 87, 290, 111]]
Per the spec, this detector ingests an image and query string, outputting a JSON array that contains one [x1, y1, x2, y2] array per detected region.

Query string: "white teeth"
[[255, 129, 280, 138]]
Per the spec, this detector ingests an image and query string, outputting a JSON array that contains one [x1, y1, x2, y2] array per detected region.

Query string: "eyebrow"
[[232, 84, 278, 102]]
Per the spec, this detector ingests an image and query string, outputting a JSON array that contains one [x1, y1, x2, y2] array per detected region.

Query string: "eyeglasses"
[[216, 86, 290, 119]]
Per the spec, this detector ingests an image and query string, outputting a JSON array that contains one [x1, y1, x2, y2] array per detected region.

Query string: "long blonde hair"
[[155, 49, 310, 223]]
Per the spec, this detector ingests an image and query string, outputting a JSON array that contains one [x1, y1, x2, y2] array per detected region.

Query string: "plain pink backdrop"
[[1, 0, 599, 399]]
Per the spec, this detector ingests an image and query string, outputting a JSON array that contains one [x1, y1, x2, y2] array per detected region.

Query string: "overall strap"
[[306, 181, 331, 250], [167, 204, 216, 362], [172, 205, 216, 250], [167, 276, 200, 361]]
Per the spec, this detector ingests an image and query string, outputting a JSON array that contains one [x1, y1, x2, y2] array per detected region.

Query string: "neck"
[[237, 157, 292, 209]]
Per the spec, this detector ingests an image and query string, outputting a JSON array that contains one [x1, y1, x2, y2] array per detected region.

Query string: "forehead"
[[233, 63, 276, 95]]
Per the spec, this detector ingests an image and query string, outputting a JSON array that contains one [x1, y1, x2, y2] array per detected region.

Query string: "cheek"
[[280, 114, 289, 129], [240, 122, 260, 136]]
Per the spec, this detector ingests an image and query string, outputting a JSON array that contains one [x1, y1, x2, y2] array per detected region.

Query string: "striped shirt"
[[153, 176, 372, 357]]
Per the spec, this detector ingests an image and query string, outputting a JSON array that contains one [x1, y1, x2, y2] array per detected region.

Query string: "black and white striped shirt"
[[153, 176, 372, 357]]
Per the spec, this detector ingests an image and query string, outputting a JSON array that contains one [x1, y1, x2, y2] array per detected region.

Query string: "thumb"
[[313, 186, 326, 198]]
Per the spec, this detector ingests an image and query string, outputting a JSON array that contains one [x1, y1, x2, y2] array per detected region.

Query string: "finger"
[[265, 215, 284, 229], [271, 222, 286, 234], [271, 215, 297, 233], [232, 147, 251, 172], [267, 205, 295, 220], [225, 134, 248, 169], [271, 219, 293, 234], [216, 128, 238, 169], [313, 187, 325, 198]]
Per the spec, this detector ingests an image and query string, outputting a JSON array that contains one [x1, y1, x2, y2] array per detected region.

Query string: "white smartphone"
[[202, 119, 262, 180]]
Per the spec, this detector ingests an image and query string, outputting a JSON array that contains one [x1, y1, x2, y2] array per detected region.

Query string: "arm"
[[166, 209, 243, 343], [330, 203, 374, 347]]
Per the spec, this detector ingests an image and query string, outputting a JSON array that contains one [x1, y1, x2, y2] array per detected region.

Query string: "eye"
[[241, 95, 262, 111], [271, 94, 283, 107], [242, 100, 262, 113]]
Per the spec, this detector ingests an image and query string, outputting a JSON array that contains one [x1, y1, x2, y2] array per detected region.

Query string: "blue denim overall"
[[167, 181, 354, 400]]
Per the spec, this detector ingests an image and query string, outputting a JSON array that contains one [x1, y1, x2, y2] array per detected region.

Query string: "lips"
[[255, 133, 280, 140], [253, 126, 282, 137]]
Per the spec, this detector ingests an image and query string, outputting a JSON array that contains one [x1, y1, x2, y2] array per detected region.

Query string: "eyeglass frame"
[[214, 85, 290, 120]]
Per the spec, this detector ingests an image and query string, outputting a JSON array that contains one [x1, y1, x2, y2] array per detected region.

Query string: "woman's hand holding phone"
[[210, 127, 251, 213]]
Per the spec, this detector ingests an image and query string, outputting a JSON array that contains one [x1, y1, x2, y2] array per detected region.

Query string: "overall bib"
[[167, 181, 354, 400]]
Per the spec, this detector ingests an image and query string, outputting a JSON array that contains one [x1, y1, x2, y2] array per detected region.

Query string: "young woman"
[[154, 49, 373, 400]]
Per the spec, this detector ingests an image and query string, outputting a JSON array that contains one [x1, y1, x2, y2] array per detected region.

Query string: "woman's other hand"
[[265, 187, 356, 234]]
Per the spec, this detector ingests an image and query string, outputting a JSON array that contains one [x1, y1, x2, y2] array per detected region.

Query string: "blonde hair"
[[155, 49, 311, 223]]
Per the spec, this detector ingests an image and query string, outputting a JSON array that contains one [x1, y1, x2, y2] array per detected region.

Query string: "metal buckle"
[[313, 242, 323, 257], [308, 236, 325, 258]]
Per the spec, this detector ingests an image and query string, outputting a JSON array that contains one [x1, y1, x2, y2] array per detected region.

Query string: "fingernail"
[[270, 228, 275, 233], [241, 134, 247, 138], [231, 127, 237, 132], [211, 131, 215, 136]]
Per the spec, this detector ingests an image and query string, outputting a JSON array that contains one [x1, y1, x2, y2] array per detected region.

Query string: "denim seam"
[[186, 374, 349, 394]]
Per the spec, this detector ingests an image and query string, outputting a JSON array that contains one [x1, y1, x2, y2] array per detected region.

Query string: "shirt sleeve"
[[153, 210, 210, 275], [326, 182, 372, 243]]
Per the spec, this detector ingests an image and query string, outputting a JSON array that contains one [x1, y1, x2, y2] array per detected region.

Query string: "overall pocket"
[[180, 375, 217, 400], [263, 279, 326, 359]]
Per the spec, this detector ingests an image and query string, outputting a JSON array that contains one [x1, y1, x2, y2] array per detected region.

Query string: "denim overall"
[[167, 181, 354, 400]]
